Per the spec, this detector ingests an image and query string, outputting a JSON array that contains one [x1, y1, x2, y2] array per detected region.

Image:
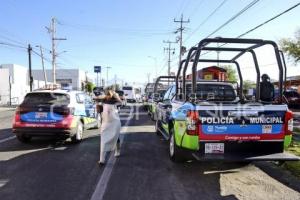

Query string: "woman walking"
[[98, 87, 122, 165]]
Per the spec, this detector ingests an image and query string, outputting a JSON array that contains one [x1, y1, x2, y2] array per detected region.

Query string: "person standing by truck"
[[260, 74, 275, 102], [97, 87, 122, 165]]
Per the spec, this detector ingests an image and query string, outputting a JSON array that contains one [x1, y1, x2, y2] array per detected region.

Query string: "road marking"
[[90, 105, 136, 200], [0, 136, 16, 144]]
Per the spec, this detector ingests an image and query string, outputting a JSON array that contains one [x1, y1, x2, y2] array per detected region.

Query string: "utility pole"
[[163, 40, 176, 76], [28, 44, 33, 91], [46, 17, 66, 84], [36, 45, 47, 85], [174, 14, 190, 65]]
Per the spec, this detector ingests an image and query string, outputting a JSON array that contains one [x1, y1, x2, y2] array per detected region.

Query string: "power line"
[[238, 1, 300, 38], [206, 0, 260, 38], [0, 41, 27, 49], [187, 0, 206, 19], [185, 0, 228, 43]]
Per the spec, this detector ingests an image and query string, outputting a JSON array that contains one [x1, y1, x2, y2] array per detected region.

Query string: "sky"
[[0, 0, 300, 85]]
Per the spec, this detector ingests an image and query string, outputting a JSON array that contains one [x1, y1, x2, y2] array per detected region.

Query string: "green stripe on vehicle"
[[174, 121, 199, 150], [284, 135, 292, 149]]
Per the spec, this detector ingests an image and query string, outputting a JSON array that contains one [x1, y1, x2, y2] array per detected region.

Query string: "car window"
[[76, 93, 85, 103], [163, 87, 172, 101], [22, 93, 70, 105], [186, 83, 236, 101], [169, 86, 176, 99], [85, 95, 93, 104]]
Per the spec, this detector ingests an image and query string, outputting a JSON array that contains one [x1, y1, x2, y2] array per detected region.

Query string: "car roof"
[[28, 89, 83, 95]]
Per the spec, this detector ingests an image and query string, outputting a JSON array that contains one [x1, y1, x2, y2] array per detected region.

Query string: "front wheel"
[[169, 129, 185, 162], [155, 120, 161, 135]]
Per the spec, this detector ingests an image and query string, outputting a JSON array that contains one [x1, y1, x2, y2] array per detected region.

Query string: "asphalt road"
[[0, 105, 300, 200]]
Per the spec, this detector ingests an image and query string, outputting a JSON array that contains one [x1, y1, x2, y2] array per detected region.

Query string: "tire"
[[71, 121, 83, 143], [155, 120, 161, 135], [169, 128, 186, 162], [16, 134, 32, 143]]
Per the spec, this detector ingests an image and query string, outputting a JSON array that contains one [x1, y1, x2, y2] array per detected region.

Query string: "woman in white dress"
[[98, 88, 122, 165]]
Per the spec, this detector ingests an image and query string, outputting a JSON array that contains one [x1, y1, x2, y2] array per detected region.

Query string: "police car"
[[12, 88, 101, 143]]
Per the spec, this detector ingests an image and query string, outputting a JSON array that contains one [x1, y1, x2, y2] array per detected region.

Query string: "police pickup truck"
[[148, 76, 175, 121], [155, 37, 299, 162]]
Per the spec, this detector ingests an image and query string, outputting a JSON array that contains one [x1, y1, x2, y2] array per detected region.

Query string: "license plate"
[[262, 125, 272, 133], [205, 143, 224, 154], [35, 112, 47, 118]]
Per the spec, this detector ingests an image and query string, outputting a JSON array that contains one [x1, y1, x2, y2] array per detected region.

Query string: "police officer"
[[260, 74, 275, 102]]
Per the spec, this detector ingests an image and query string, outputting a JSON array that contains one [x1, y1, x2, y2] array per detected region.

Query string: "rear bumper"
[[189, 141, 300, 161], [12, 127, 76, 137], [192, 152, 300, 161]]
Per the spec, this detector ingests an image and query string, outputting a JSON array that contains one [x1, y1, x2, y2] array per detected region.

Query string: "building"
[[0, 64, 30, 105], [32, 69, 89, 90], [186, 66, 227, 81]]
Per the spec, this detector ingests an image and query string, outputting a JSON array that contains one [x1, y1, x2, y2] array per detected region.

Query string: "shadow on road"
[[0, 132, 103, 200]]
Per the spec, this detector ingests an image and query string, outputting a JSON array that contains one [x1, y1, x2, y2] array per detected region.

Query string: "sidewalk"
[[0, 106, 16, 112]]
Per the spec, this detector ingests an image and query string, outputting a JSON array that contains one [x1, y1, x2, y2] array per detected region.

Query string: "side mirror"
[[153, 93, 161, 102]]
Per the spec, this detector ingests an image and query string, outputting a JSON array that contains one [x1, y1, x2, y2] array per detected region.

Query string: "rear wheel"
[[71, 121, 83, 143], [155, 120, 161, 135], [16, 134, 32, 143], [169, 129, 186, 162]]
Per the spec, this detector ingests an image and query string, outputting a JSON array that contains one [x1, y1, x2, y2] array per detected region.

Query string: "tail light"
[[13, 106, 21, 127], [186, 110, 199, 135], [284, 110, 293, 135]]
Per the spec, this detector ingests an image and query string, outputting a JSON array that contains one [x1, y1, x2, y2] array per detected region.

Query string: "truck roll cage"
[[154, 76, 176, 93], [179, 37, 284, 103]]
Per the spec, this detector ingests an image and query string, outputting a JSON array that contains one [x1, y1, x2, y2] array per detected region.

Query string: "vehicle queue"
[[10, 37, 300, 164]]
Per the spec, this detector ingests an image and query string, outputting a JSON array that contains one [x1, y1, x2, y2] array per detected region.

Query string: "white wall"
[[0, 68, 10, 104], [32, 69, 87, 90], [0, 64, 29, 105]]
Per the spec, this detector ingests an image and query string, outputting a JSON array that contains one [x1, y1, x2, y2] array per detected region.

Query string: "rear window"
[[123, 86, 133, 90], [23, 93, 70, 105], [186, 84, 236, 101]]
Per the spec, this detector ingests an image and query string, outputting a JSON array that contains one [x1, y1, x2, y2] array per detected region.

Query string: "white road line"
[[0, 136, 16, 144], [90, 105, 135, 200]]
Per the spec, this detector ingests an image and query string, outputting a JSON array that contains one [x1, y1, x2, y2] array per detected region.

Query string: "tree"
[[221, 65, 238, 82], [85, 81, 95, 94], [279, 29, 300, 64]]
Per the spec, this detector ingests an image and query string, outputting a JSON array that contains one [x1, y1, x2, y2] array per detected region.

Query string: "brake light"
[[13, 107, 21, 127], [284, 110, 293, 135], [60, 115, 74, 128], [186, 110, 199, 135]]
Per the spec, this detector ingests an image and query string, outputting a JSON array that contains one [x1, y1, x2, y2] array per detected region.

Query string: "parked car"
[[12, 89, 101, 143], [116, 90, 127, 107], [283, 90, 300, 108]]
